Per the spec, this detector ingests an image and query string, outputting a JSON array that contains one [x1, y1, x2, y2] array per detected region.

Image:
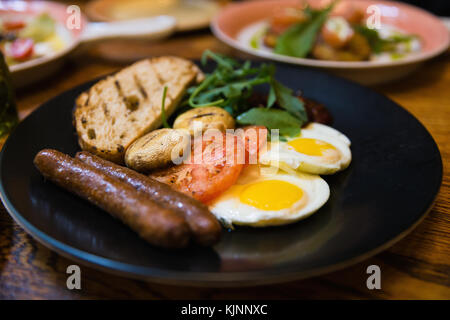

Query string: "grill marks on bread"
[[114, 80, 140, 112], [134, 74, 148, 99], [74, 57, 203, 163]]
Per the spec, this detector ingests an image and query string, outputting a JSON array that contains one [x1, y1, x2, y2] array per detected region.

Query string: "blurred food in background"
[[241, 1, 421, 62], [2, 1, 178, 88], [0, 12, 70, 66], [86, 0, 221, 31]]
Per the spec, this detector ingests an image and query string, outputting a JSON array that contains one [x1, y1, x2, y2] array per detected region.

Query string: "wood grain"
[[0, 27, 449, 300]]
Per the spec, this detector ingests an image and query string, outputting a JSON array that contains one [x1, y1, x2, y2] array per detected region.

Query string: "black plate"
[[0, 63, 442, 286]]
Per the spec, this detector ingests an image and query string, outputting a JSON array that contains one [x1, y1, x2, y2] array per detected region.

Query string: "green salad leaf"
[[271, 79, 307, 123], [274, 5, 333, 58], [237, 108, 302, 137], [187, 50, 275, 115]]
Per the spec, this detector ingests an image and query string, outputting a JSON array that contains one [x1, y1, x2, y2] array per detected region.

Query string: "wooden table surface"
[[0, 27, 449, 299]]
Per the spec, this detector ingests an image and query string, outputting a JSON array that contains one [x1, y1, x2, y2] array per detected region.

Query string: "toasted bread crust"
[[74, 56, 203, 163]]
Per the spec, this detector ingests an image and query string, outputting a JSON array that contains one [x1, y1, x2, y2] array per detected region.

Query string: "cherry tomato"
[[8, 38, 34, 61]]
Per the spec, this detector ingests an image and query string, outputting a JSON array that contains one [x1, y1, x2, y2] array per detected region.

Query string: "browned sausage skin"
[[34, 149, 191, 248], [76, 151, 222, 246]]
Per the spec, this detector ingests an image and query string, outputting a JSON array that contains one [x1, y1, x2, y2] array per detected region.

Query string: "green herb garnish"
[[237, 108, 302, 137], [270, 78, 307, 123], [187, 50, 274, 114], [183, 51, 307, 137], [355, 25, 419, 54], [390, 52, 405, 60], [250, 27, 267, 49]]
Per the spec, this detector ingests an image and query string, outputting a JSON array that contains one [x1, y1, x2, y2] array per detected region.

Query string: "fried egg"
[[259, 122, 351, 175], [209, 165, 330, 227]]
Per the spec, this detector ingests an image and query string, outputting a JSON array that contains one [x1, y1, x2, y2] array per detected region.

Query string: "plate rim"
[[0, 182, 439, 286], [0, 65, 443, 287]]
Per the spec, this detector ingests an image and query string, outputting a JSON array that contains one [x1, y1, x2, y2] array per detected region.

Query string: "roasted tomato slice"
[[8, 38, 34, 61], [150, 132, 245, 204]]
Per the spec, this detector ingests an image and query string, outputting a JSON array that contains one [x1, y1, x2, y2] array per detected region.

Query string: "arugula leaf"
[[183, 52, 310, 136], [271, 79, 307, 123], [201, 50, 236, 70], [274, 5, 333, 58], [188, 74, 225, 107], [188, 57, 274, 114], [237, 108, 302, 137], [194, 76, 271, 104]]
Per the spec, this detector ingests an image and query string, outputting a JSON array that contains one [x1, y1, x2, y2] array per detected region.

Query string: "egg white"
[[259, 122, 352, 175], [209, 165, 330, 227]]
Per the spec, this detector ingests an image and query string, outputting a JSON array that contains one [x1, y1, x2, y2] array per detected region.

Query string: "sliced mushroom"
[[173, 106, 235, 136], [125, 128, 190, 172]]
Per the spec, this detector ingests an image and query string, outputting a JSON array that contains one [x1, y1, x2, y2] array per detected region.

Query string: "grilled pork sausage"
[[76, 151, 222, 246], [34, 149, 191, 248]]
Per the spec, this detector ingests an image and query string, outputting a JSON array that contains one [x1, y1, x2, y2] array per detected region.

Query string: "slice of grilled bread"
[[74, 57, 203, 163]]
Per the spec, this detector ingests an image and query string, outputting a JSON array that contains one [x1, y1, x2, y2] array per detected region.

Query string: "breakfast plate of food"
[[211, 0, 450, 85], [0, 52, 442, 286]]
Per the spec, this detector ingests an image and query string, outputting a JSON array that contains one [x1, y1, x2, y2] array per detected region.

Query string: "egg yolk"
[[239, 180, 304, 211], [287, 138, 337, 156]]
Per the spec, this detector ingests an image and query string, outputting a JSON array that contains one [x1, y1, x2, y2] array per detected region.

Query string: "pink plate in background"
[[211, 0, 450, 85], [0, 1, 176, 87]]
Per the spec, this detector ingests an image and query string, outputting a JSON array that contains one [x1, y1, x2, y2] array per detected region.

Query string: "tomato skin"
[[150, 128, 270, 203], [151, 162, 244, 204], [8, 38, 34, 61], [3, 20, 25, 31], [189, 164, 243, 203]]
